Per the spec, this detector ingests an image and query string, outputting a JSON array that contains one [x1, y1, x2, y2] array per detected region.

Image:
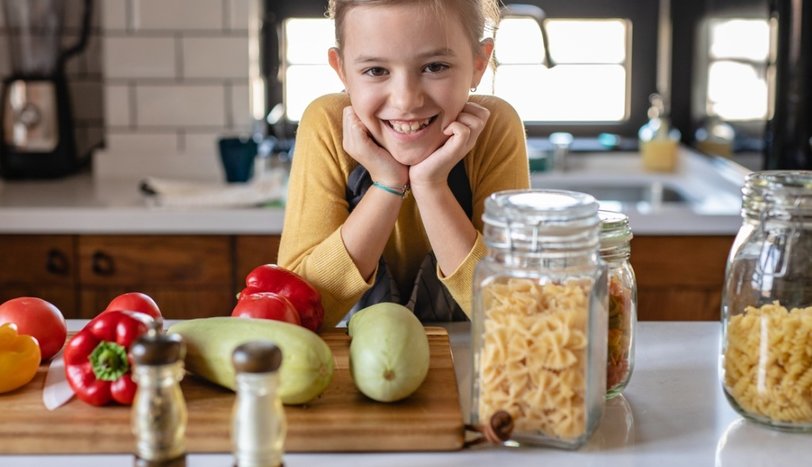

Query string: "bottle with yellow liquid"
[[638, 93, 681, 172]]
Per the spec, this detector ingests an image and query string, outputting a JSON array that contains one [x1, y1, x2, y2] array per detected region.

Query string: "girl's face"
[[329, 3, 491, 166]]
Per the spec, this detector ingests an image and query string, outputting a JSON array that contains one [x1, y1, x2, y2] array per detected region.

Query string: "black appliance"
[[764, 0, 812, 169], [0, 0, 93, 179]]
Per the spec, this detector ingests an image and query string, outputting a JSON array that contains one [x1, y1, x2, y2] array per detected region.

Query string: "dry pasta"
[[477, 277, 591, 440], [724, 301, 812, 424]]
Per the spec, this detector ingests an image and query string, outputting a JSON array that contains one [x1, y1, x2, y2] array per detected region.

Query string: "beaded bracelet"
[[372, 181, 410, 198]]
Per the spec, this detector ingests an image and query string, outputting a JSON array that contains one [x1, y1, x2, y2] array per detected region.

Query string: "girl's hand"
[[341, 106, 409, 186], [409, 102, 490, 189]]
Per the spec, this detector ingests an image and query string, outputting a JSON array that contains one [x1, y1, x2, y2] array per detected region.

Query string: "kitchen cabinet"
[[631, 235, 734, 321], [0, 234, 283, 319]]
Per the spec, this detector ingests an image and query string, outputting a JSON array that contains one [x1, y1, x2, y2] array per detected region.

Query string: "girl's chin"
[[389, 149, 432, 166]]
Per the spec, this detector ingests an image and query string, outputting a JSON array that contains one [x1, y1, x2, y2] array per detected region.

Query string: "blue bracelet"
[[372, 181, 409, 198]]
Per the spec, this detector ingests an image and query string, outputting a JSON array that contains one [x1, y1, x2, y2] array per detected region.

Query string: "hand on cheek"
[[410, 102, 490, 189], [341, 106, 409, 186]]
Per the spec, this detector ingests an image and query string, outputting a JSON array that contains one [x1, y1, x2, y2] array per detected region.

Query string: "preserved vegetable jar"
[[471, 189, 608, 449], [721, 171, 812, 431], [599, 211, 637, 398]]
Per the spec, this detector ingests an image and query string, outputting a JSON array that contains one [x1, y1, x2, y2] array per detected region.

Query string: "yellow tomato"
[[0, 323, 41, 393]]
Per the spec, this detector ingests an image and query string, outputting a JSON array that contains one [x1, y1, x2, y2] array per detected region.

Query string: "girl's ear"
[[471, 38, 494, 89], [328, 47, 348, 86]]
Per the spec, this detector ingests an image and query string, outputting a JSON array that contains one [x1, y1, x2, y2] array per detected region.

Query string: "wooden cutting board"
[[0, 327, 464, 454]]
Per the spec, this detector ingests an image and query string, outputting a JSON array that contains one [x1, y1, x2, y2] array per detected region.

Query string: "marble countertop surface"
[[0, 147, 749, 235], [2, 321, 809, 466]]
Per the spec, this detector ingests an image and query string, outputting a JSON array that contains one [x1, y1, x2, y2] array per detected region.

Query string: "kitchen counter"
[[0, 147, 749, 235], [2, 321, 810, 466]]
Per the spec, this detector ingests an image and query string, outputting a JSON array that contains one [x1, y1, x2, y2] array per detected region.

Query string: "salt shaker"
[[130, 331, 187, 467], [232, 341, 286, 467]]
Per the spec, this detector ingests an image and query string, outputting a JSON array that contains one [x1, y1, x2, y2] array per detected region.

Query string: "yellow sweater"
[[279, 93, 530, 327]]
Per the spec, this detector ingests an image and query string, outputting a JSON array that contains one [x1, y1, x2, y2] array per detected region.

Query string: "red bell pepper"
[[238, 264, 324, 332], [64, 310, 152, 406]]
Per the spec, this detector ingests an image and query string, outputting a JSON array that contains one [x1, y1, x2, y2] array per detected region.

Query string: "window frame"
[[265, 0, 659, 139]]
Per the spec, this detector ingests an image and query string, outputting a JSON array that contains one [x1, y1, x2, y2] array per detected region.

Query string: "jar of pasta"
[[471, 189, 608, 449], [721, 171, 812, 432], [599, 210, 636, 398]]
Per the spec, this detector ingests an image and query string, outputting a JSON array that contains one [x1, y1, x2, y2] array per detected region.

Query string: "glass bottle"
[[695, 116, 735, 158], [130, 331, 187, 467], [721, 170, 812, 432], [598, 210, 637, 399], [471, 189, 608, 449], [639, 93, 681, 172], [232, 341, 286, 467]]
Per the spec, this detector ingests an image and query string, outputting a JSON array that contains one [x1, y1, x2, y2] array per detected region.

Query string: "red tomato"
[[103, 292, 162, 321], [232, 292, 301, 325], [0, 297, 67, 361]]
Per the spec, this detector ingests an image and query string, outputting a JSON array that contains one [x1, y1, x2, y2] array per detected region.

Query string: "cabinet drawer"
[[78, 235, 232, 286], [0, 235, 75, 285]]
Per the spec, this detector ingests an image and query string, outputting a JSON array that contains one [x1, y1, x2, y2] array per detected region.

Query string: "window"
[[705, 19, 770, 121], [267, 0, 658, 138]]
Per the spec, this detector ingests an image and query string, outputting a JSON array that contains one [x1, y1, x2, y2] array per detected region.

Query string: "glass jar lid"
[[741, 171, 812, 220], [482, 189, 600, 252], [599, 210, 633, 250]]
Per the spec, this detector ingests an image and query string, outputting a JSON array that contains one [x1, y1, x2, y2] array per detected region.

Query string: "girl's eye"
[[424, 62, 449, 73], [363, 67, 388, 77]]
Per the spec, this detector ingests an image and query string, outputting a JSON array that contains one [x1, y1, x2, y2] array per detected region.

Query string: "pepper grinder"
[[130, 331, 187, 467], [232, 341, 286, 467]]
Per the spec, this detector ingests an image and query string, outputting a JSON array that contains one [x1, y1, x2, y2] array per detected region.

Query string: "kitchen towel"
[[140, 172, 286, 208]]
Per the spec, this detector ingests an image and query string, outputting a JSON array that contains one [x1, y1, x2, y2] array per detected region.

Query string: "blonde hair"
[[327, 0, 501, 54]]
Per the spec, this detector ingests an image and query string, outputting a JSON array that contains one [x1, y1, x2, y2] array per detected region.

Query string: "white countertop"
[[2, 321, 810, 467], [0, 148, 749, 235]]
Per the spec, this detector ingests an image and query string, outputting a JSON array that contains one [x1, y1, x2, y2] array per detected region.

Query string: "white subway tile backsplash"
[[182, 36, 249, 79], [105, 84, 131, 128], [230, 83, 252, 131], [228, 0, 251, 31], [106, 131, 179, 154], [101, 0, 128, 32], [136, 84, 226, 127], [132, 0, 223, 31], [184, 131, 226, 158], [104, 36, 177, 79]]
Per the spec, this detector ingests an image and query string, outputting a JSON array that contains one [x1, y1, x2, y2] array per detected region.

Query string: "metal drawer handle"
[[45, 249, 69, 276], [91, 251, 115, 276]]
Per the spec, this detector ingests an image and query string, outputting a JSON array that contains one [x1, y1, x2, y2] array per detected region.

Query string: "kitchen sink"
[[531, 180, 691, 205]]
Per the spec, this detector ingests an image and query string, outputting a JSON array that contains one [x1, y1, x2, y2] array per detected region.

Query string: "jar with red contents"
[[598, 210, 636, 398]]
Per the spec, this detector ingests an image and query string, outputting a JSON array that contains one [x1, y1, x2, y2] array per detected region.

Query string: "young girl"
[[279, 0, 530, 328]]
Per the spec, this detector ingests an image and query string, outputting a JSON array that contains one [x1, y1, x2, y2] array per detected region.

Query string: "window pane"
[[285, 18, 335, 64], [494, 18, 546, 64], [707, 61, 768, 120], [495, 64, 626, 121], [285, 65, 345, 121], [709, 19, 769, 61], [546, 20, 627, 64]]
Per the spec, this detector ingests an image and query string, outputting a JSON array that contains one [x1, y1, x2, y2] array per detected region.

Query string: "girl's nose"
[[390, 75, 424, 111]]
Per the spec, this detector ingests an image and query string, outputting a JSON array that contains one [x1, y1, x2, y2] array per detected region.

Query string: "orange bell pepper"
[[0, 323, 41, 393]]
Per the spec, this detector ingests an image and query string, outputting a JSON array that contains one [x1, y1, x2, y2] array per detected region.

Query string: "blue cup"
[[218, 137, 258, 183]]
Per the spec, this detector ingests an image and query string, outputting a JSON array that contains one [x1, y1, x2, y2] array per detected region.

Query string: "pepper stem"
[[90, 341, 130, 381]]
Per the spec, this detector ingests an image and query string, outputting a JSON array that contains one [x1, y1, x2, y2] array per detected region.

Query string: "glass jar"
[[639, 93, 681, 172], [471, 189, 608, 449], [599, 211, 637, 398], [721, 170, 812, 432]]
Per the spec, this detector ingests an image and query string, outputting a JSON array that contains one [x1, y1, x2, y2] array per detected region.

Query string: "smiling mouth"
[[386, 116, 437, 135]]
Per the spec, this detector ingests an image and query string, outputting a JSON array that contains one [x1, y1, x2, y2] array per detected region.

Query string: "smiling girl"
[[279, 0, 530, 327]]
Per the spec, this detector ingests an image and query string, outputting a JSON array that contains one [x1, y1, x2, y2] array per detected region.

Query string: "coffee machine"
[[0, 0, 93, 179]]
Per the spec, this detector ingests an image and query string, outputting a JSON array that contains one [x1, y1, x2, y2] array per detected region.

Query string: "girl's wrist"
[[372, 180, 410, 198]]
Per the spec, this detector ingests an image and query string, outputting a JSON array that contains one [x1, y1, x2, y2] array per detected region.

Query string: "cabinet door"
[[631, 236, 734, 321], [78, 235, 234, 319], [0, 235, 79, 317], [234, 235, 281, 294]]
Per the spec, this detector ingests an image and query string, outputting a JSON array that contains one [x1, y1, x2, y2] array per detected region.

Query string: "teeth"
[[389, 118, 431, 134]]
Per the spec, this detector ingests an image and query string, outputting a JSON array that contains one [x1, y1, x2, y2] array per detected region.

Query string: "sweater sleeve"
[[277, 94, 374, 327], [439, 96, 531, 316]]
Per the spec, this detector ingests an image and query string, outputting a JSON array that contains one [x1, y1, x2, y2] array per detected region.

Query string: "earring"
[[470, 86, 478, 92]]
